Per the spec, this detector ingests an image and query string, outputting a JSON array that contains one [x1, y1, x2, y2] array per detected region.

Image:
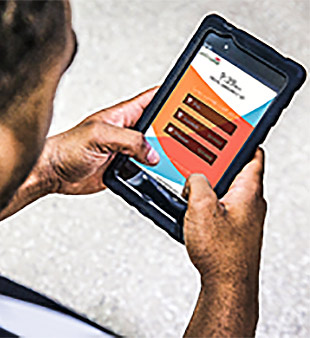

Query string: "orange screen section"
[[152, 65, 254, 187]]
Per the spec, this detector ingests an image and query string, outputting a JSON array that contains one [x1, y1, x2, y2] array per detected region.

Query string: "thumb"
[[183, 174, 219, 244], [183, 174, 217, 207]]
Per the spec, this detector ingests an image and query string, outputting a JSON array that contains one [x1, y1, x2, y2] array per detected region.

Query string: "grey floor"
[[0, 0, 309, 337]]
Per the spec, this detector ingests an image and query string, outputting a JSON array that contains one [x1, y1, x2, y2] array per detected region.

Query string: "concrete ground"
[[0, 0, 309, 336]]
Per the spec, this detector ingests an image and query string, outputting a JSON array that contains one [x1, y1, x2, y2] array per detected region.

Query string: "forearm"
[[184, 276, 259, 338], [0, 141, 56, 221]]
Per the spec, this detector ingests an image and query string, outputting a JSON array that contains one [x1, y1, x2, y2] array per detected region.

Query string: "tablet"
[[103, 14, 306, 243]]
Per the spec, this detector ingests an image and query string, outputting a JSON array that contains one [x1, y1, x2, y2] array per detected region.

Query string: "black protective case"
[[103, 14, 306, 244]]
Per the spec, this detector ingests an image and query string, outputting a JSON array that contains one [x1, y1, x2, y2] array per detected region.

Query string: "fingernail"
[[147, 148, 160, 164], [189, 173, 212, 187]]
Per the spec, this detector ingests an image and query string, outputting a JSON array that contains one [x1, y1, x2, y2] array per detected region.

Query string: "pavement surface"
[[0, 0, 309, 337]]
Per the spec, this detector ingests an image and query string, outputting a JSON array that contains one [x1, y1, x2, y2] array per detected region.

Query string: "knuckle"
[[133, 132, 145, 149], [87, 120, 102, 137], [247, 196, 267, 223]]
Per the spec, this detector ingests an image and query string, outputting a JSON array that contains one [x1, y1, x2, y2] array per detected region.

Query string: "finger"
[[223, 148, 265, 205], [184, 174, 218, 213], [183, 174, 219, 247], [122, 87, 159, 127], [95, 123, 160, 165]]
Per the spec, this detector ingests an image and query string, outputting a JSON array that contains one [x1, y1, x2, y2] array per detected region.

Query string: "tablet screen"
[[127, 33, 286, 195]]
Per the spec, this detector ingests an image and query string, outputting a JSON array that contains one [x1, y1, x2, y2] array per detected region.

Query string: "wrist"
[[201, 276, 258, 333], [198, 254, 260, 288], [26, 138, 60, 197], [200, 268, 259, 320]]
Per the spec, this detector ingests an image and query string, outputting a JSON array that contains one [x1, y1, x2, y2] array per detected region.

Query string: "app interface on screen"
[[136, 41, 278, 195]]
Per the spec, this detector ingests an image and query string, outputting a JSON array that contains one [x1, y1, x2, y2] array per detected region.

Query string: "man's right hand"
[[183, 148, 267, 337]]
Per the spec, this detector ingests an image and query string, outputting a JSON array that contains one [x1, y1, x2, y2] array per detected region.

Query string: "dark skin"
[[0, 1, 267, 336], [183, 149, 266, 337], [0, 88, 160, 219]]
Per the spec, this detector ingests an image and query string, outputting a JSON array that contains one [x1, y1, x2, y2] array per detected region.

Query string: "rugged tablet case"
[[103, 14, 306, 244]]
